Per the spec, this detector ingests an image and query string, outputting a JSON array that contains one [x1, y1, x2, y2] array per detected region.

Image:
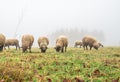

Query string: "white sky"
[[0, 0, 120, 46]]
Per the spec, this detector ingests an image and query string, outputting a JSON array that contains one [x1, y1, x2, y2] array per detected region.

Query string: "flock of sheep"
[[0, 33, 103, 53]]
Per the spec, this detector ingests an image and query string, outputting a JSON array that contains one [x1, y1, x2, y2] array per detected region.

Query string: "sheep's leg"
[[29, 49, 31, 53], [90, 46, 92, 50], [85, 46, 88, 50], [83, 46, 85, 50], [0, 45, 4, 51], [16, 46, 17, 50], [83, 45, 85, 50], [61, 47, 64, 53], [65, 47, 67, 52], [2, 45, 4, 51]]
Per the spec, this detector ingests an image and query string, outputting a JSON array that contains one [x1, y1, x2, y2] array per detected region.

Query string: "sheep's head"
[[98, 42, 104, 47], [22, 46, 28, 52], [93, 43, 99, 50], [40, 43, 48, 53], [54, 45, 62, 52], [22, 42, 29, 52]]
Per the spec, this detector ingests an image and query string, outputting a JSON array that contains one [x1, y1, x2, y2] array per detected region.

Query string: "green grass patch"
[[0, 47, 120, 82]]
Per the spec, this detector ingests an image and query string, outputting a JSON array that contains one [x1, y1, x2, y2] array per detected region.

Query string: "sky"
[[0, 0, 120, 46]]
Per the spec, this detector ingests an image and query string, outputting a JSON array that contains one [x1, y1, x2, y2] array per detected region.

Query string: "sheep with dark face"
[[55, 35, 68, 53], [0, 34, 6, 51], [74, 40, 82, 48], [21, 34, 34, 53], [82, 36, 99, 50], [38, 36, 49, 53], [98, 42, 104, 47], [4, 38, 20, 50]]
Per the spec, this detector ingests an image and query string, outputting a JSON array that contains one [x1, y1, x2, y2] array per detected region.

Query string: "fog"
[[0, 0, 120, 47]]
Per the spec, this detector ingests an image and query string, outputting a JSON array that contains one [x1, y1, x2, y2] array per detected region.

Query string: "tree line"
[[48, 28, 105, 47]]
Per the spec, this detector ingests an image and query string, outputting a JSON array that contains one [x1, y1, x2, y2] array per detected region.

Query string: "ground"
[[0, 47, 120, 82]]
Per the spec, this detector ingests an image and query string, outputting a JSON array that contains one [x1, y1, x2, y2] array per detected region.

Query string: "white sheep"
[[4, 38, 20, 50], [38, 36, 49, 53], [82, 35, 99, 50], [55, 35, 68, 53], [74, 40, 82, 48], [21, 34, 34, 53]]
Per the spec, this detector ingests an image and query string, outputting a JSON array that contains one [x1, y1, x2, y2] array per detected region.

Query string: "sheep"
[[82, 36, 100, 50], [21, 34, 34, 53], [54, 35, 68, 53], [4, 38, 20, 50], [0, 33, 6, 51], [38, 36, 49, 53], [74, 40, 82, 48]]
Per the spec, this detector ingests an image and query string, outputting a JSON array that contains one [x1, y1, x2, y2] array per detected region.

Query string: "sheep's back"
[[56, 35, 68, 47], [75, 40, 82, 45], [82, 36, 97, 45], [38, 37, 49, 45], [5, 39, 19, 45], [22, 34, 34, 46]]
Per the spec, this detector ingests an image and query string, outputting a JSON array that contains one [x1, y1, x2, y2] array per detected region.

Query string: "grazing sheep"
[[4, 38, 20, 50], [55, 35, 68, 53], [0, 34, 6, 51], [82, 36, 99, 50], [38, 36, 49, 53], [74, 40, 82, 48], [21, 34, 34, 53]]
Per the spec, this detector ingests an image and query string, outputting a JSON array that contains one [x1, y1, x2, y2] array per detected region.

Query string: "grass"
[[0, 47, 120, 82]]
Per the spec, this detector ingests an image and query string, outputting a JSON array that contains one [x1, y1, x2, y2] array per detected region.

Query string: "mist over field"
[[0, 1, 120, 81], [0, 0, 120, 46]]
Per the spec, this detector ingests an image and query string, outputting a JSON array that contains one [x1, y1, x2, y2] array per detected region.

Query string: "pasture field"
[[0, 47, 120, 82]]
